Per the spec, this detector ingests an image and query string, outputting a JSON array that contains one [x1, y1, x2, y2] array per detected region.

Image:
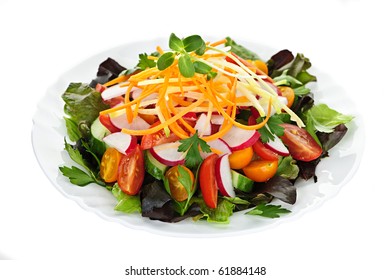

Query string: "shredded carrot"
[[156, 45, 164, 54], [95, 37, 303, 144], [122, 98, 205, 136], [103, 74, 130, 87], [209, 38, 227, 47]]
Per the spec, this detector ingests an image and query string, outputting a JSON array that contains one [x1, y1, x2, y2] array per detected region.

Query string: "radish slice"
[[264, 136, 290, 156], [194, 113, 211, 136], [101, 83, 128, 100], [110, 111, 150, 131], [150, 142, 186, 166], [221, 125, 260, 151], [215, 154, 235, 198], [103, 132, 137, 155], [210, 114, 224, 125], [200, 139, 231, 159]]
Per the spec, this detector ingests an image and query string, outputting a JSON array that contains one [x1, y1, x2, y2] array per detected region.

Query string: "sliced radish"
[[101, 83, 128, 100], [210, 114, 224, 125], [110, 111, 150, 131], [263, 135, 290, 156], [194, 113, 211, 136], [103, 132, 137, 155], [150, 142, 186, 166], [221, 125, 260, 151], [200, 138, 231, 159], [215, 154, 235, 198], [130, 86, 143, 99]]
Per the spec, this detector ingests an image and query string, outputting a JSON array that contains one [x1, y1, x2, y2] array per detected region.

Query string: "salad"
[[59, 34, 353, 223]]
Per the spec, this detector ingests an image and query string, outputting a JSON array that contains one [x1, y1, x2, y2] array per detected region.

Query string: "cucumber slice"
[[90, 117, 111, 157], [91, 117, 110, 141], [231, 170, 254, 193], [145, 150, 168, 180]]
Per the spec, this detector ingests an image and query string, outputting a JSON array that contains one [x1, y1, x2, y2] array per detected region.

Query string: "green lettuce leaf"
[[112, 184, 141, 214], [62, 82, 109, 126], [305, 104, 354, 133], [277, 156, 299, 180], [194, 198, 235, 223], [225, 37, 260, 60]]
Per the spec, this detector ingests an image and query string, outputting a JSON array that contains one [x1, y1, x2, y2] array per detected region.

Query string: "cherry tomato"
[[165, 165, 195, 202], [99, 114, 120, 133], [280, 123, 322, 162], [226, 53, 273, 83], [117, 145, 144, 195], [253, 60, 269, 75], [228, 146, 253, 169], [199, 154, 218, 209], [252, 141, 279, 161], [100, 147, 122, 183], [140, 121, 180, 150], [279, 86, 295, 108], [95, 83, 107, 93], [138, 113, 158, 125], [242, 160, 278, 182]]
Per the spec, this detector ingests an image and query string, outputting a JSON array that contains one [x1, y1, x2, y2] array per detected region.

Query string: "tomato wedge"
[[99, 114, 120, 133], [280, 123, 322, 162], [199, 154, 218, 209], [117, 145, 144, 195], [252, 141, 279, 161], [165, 165, 195, 202], [100, 147, 122, 183], [140, 121, 180, 150]]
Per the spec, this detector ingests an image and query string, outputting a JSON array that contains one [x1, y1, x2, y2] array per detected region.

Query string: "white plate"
[[31, 38, 364, 237]]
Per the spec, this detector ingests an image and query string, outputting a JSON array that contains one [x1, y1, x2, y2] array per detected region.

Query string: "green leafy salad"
[[59, 34, 353, 223]]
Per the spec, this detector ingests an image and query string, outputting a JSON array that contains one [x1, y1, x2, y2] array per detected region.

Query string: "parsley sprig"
[[246, 203, 291, 218], [258, 114, 289, 143], [177, 132, 211, 169], [59, 139, 105, 187], [157, 33, 216, 78]]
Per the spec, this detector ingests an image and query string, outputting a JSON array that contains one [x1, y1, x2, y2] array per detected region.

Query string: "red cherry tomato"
[[252, 141, 279, 161], [140, 121, 180, 150], [99, 114, 120, 133], [199, 154, 218, 209], [117, 145, 144, 195], [280, 123, 322, 162]]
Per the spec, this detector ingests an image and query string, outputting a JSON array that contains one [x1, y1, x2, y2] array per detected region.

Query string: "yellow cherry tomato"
[[165, 165, 195, 202], [228, 146, 253, 169], [100, 147, 122, 183], [279, 86, 295, 108], [242, 160, 278, 182], [253, 60, 269, 75]]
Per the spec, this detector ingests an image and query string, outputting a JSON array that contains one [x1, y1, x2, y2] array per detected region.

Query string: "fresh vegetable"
[[165, 165, 195, 202], [231, 170, 254, 193], [144, 150, 168, 180], [117, 145, 144, 195], [279, 123, 323, 162], [242, 160, 278, 182], [100, 147, 122, 183], [228, 146, 253, 169], [215, 154, 236, 198], [199, 154, 219, 209], [59, 33, 354, 225]]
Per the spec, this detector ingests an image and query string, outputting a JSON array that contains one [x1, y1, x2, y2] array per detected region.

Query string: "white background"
[[1, 0, 389, 279]]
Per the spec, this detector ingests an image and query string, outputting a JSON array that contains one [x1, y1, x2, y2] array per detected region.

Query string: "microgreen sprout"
[[157, 33, 216, 78]]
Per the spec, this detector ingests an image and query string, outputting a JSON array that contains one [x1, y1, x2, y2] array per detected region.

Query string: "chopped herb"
[[246, 203, 291, 218], [178, 132, 211, 169]]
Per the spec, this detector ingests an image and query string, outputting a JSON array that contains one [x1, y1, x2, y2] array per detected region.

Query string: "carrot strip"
[[122, 98, 205, 136], [210, 38, 227, 47], [103, 74, 130, 87]]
